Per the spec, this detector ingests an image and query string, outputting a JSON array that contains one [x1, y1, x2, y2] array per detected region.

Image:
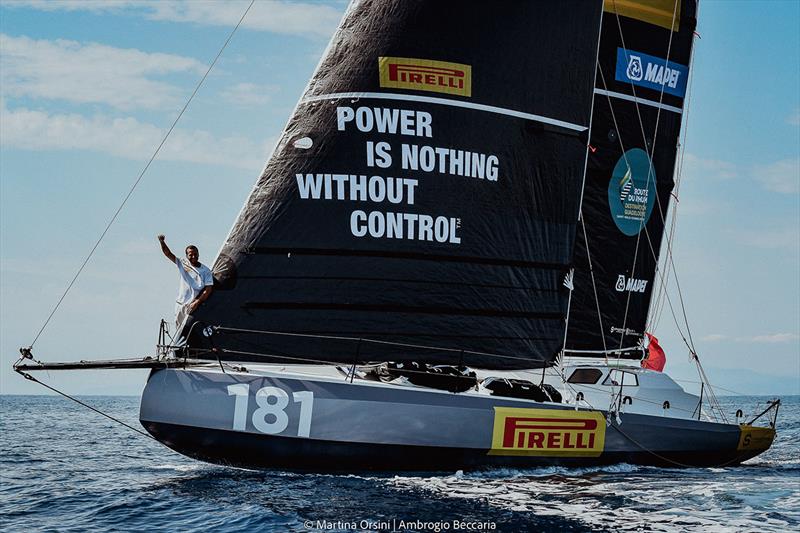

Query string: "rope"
[[610, 0, 702, 356], [596, 4, 718, 425], [610, 0, 680, 351], [15, 370, 157, 441], [26, 0, 256, 349], [215, 326, 548, 365], [653, 8, 700, 334], [609, 418, 746, 469], [580, 215, 609, 359]]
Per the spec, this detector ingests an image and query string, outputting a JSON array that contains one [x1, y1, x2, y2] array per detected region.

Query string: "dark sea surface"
[[1, 394, 797, 532]]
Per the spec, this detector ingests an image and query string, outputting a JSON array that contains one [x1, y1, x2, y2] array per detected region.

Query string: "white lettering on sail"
[[614, 274, 648, 293], [295, 174, 417, 205], [350, 211, 461, 244], [336, 106, 433, 138], [644, 63, 681, 89], [298, 107, 503, 247], [401, 144, 499, 181]]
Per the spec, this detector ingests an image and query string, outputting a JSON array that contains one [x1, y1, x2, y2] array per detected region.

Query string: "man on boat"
[[157, 235, 214, 325]]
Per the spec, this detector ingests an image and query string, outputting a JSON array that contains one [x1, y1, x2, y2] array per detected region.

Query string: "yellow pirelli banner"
[[604, 0, 682, 32], [379, 57, 472, 97], [489, 407, 606, 457]]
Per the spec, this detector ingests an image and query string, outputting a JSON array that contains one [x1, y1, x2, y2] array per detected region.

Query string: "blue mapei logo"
[[615, 48, 688, 98]]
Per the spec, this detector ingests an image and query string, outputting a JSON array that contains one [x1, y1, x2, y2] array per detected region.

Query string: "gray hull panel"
[[139, 368, 767, 471]]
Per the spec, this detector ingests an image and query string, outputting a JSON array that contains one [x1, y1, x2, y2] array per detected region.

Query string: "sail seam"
[[241, 302, 564, 320], [236, 276, 560, 292], [300, 92, 587, 132], [225, 331, 559, 341], [564, 346, 640, 354], [593, 89, 683, 114], [250, 247, 568, 270]]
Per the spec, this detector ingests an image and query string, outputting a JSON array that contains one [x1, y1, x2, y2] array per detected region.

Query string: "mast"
[[190, 0, 605, 369], [565, 0, 698, 357]]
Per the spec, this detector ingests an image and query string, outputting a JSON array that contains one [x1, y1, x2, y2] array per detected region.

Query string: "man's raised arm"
[[158, 234, 176, 263]]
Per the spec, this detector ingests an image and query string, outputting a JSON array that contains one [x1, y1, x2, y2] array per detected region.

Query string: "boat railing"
[[746, 399, 781, 429]]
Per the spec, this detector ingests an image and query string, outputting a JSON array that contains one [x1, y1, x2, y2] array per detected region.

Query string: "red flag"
[[642, 333, 666, 372]]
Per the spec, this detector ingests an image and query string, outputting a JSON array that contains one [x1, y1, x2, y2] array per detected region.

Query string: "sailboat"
[[15, 0, 780, 471]]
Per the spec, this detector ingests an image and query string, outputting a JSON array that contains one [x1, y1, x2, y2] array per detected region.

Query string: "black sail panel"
[[566, 0, 697, 354], [192, 0, 604, 369]]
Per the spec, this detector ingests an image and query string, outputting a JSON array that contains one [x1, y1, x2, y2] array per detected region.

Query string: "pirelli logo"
[[489, 407, 606, 457], [379, 57, 472, 97]]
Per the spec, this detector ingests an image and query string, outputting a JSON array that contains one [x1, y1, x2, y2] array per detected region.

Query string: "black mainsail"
[[192, 0, 603, 369], [566, 0, 697, 355]]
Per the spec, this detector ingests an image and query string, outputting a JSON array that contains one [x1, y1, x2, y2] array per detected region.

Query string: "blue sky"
[[1, 0, 798, 396]]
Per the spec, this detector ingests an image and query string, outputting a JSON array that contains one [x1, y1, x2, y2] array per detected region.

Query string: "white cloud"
[[5, 0, 343, 38], [0, 33, 205, 110], [701, 333, 800, 343], [681, 153, 737, 181], [737, 333, 800, 344], [753, 158, 800, 194], [221, 82, 278, 107], [1, 103, 267, 170]]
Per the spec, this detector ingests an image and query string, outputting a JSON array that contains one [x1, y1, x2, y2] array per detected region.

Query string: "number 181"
[[226, 384, 313, 437]]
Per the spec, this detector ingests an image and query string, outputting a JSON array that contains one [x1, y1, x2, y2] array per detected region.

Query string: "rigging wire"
[[15, 370, 157, 441], [610, 0, 702, 357], [610, 0, 680, 351], [580, 215, 609, 361], [215, 326, 549, 364], [26, 0, 256, 350], [603, 2, 711, 391], [559, 4, 606, 389], [648, 57, 698, 333], [650, 20, 702, 344], [594, 2, 727, 418]]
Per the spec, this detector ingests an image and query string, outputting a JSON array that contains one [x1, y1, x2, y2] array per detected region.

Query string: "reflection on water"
[[1, 395, 797, 532]]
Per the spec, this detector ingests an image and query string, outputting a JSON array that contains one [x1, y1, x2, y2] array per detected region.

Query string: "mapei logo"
[[379, 57, 472, 97], [615, 48, 688, 98], [488, 407, 605, 457], [615, 275, 648, 293], [626, 55, 644, 81]]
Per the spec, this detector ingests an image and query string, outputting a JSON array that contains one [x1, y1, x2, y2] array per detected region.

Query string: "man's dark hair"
[[186, 245, 199, 254]]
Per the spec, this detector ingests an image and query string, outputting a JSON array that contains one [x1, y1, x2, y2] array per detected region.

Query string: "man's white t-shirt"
[[175, 258, 214, 308]]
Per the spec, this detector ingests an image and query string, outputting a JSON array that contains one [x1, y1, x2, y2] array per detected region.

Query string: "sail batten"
[[300, 93, 590, 132]]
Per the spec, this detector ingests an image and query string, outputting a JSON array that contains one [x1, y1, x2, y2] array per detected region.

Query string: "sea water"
[[1, 395, 797, 532]]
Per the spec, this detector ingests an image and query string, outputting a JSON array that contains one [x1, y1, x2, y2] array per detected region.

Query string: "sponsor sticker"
[[604, 0, 682, 32], [379, 57, 472, 97], [607, 148, 656, 236], [488, 407, 606, 457], [615, 48, 688, 98], [615, 274, 648, 293]]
